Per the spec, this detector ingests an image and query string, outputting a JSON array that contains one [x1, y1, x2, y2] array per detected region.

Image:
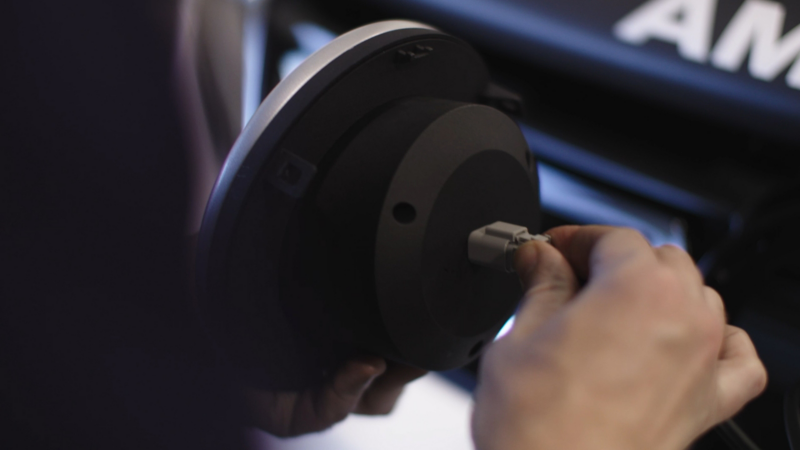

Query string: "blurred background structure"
[[175, 1, 800, 448]]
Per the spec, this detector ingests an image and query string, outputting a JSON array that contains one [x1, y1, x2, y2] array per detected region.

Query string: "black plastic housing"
[[197, 23, 540, 389]]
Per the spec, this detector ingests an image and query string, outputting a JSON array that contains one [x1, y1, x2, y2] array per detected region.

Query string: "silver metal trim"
[[208, 20, 437, 218], [241, 0, 269, 128], [198, 19, 440, 298]]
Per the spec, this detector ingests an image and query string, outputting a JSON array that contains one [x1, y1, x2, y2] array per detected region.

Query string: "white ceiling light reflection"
[[248, 373, 475, 450]]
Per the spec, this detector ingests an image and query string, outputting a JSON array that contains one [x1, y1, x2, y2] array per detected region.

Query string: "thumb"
[[511, 240, 580, 336], [713, 326, 768, 424]]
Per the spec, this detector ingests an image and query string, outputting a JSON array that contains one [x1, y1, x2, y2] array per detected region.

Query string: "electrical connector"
[[468, 222, 552, 273]]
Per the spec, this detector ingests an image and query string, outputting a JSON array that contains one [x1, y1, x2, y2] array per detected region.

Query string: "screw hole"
[[393, 202, 416, 224], [469, 340, 485, 358]]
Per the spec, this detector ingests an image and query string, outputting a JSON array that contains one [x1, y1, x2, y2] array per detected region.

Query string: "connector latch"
[[468, 222, 552, 273]]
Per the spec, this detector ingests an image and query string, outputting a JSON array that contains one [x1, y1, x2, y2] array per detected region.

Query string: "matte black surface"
[[309, 99, 468, 364], [282, 98, 538, 371], [198, 27, 503, 387], [374, 102, 538, 369], [422, 150, 535, 337]]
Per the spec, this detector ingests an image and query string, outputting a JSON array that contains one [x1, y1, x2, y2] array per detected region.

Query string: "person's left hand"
[[244, 355, 427, 437]]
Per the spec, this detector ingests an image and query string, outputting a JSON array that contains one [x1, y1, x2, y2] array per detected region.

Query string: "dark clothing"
[[1, 2, 245, 449]]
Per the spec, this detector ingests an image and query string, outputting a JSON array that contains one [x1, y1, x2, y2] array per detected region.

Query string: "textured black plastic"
[[199, 24, 542, 387], [301, 99, 538, 370], [422, 150, 536, 337], [374, 101, 538, 369], [200, 29, 491, 389]]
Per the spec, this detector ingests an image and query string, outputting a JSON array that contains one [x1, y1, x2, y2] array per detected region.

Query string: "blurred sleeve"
[[0, 1, 246, 449]]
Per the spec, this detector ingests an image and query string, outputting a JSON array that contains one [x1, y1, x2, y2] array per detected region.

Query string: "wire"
[[715, 420, 763, 450], [785, 385, 800, 450]]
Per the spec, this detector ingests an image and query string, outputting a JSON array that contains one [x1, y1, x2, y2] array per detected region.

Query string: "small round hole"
[[469, 340, 485, 358], [392, 202, 416, 224]]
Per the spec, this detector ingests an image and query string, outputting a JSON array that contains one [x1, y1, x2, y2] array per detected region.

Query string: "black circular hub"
[[314, 98, 538, 370], [196, 21, 541, 389]]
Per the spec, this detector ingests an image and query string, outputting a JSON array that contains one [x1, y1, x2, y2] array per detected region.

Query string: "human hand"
[[472, 226, 767, 450], [186, 234, 427, 437], [245, 356, 427, 437]]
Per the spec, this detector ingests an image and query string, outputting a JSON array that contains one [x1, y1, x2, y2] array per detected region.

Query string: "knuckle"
[[750, 361, 769, 394], [705, 286, 724, 304], [652, 265, 681, 286], [644, 266, 711, 313], [646, 266, 684, 299], [657, 244, 697, 269], [652, 318, 720, 362], [625, 228, 653, 248], [613, 227, 647, 242], [653, 319, 695, 348], [724, 325, 747, 339], [656, 243, 683, 257], [698, 306, 724, 332], [727, 327, 768, 394], [597, 227, 647, 255]]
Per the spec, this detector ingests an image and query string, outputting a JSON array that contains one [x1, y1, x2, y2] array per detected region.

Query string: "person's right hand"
[[472, 226, 767, 450]]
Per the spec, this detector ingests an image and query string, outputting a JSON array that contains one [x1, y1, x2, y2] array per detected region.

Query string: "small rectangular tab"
[[395, 44, 434, 64], [266, 150, 317, 199]]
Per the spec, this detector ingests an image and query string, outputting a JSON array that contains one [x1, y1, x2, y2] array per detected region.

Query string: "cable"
[[785, 385, 800, 450], [715, 420, 763, 450], [469, 223, 771, 450]]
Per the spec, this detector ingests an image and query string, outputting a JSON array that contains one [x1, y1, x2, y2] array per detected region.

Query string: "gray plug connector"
[[468, 222, 552, 273]]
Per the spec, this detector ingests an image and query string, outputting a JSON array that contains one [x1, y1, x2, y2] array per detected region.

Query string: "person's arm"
[[472, 225, 767, 450]]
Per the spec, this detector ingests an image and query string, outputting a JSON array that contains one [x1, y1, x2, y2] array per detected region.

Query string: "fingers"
[[244, 388, 294, 436], [245, 357, 423, 436], [714, 326, 768, 423], [545, 225, 654, 280], [548, 227, 709, 305], [286, 356, 386, 434], [319, 356, 387, 417], [354, 362, 428, 415], [511, 240, 580, 336], [247, 356, 390, 436]]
